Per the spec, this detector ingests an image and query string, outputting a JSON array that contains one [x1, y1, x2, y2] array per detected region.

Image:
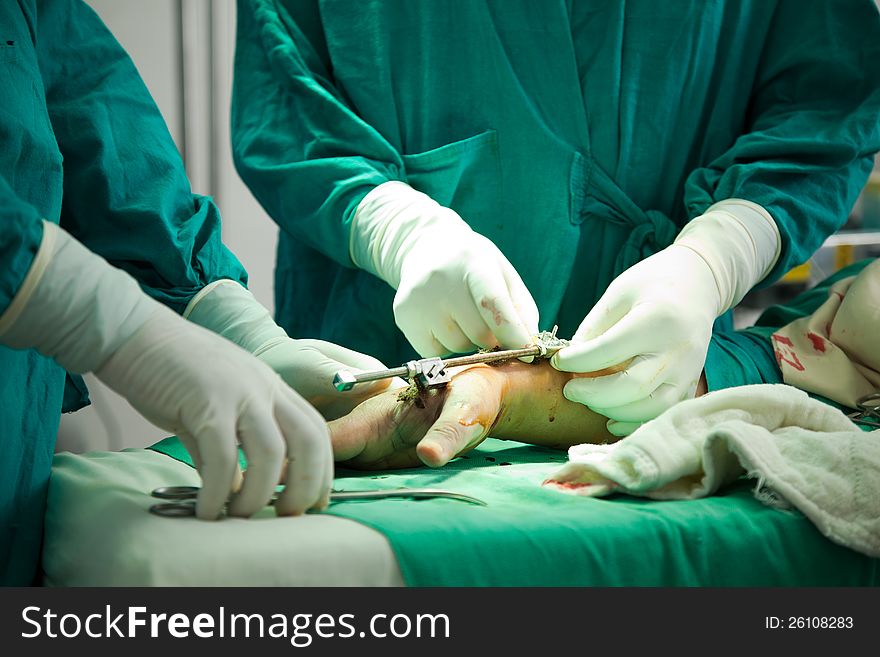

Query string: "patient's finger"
[[417, 373, 502, 467], [326, 396, 386, 462], [417, 421, 486, 468]]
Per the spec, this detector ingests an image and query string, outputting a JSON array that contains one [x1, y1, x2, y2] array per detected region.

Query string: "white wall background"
[[58, 0, 279, 453]]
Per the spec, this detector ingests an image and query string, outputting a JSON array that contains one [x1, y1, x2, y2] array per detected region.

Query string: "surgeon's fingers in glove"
[[95, 307, 336, 520], [274, 393, 333, 516], [393, 235, 539, 357], [595, 376, 701, 436], [430, 300, 496, 356], [500, 258, 541, 343], [468, 259, 539, 352], [179, 434, 248, 516], [605, 420, 643, 438], [569, 381, 686, 424], [296, 339, 387, 372], [550, 246, 717, 430], [393, 282, 492, 357], [177, 433, 203, 473], [185, 421, 240, 520], [552, 303, 666, 374], [257, 338, 395, 421], [226, 404, 286, 518], [560, 350, 690, 410]]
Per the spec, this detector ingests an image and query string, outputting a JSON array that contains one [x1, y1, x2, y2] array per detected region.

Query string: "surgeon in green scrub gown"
[[0, 0, 390, 586], [232, 0, 880, 436]]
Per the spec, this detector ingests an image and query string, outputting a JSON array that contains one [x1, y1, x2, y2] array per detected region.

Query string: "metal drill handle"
[[332, 344, 545, 392], [333, 365, 410, 391]]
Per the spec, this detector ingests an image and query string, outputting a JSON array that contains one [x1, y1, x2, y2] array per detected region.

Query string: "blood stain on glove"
[[480, 298, 505, 326]]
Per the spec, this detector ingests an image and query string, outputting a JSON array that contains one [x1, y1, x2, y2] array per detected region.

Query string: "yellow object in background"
[[862, 173, 880, 229], [780, 245, 857, 285], [834, 244, 856, 270], [781, 261, 811, 284]]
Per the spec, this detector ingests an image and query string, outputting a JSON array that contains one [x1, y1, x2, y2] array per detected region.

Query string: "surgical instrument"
[[149, 485, 487, 517], [847, 392, 880, 430], [333, 326, 570, 391]]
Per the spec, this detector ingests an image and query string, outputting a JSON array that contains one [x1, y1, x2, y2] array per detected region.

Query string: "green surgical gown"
[[0, 0, 247, 585], [232, 0, 880, 366]]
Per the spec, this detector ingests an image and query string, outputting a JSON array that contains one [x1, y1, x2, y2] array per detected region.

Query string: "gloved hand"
[[0, 222, 331, 519], [552, 200, 781, 436], [350, 181, 539, 356], [183, 279, 398, 419]]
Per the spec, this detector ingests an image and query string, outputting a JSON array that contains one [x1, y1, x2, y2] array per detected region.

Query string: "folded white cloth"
[[544, 384, 880, 558]]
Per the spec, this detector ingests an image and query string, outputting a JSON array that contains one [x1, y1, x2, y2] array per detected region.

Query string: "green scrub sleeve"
[[0, 176, 44, 316], [684, 0, 880, 286], [231, 0, 404, 268], [35, 0, 247, 314], [705, 258, 875, 393]]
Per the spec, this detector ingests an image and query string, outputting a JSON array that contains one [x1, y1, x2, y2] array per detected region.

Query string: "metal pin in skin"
[[333, 327, 570, 392]]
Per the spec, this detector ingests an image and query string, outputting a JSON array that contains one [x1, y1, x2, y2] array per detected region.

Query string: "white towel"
[[543, 384, 880, 558]]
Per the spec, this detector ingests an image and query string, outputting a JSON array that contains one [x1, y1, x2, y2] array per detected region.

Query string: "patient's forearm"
[[470, 361, 613, 448], [329, 359, 615, 470]]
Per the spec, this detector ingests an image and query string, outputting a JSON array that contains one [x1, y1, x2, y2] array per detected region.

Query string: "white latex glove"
[[552, 200, 781, 436], [350, 181, 539, 356], [184, 279, 398, 420], [0, 221, 331, 519]]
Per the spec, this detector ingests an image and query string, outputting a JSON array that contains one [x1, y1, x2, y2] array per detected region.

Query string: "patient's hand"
[[329, 360, 616, 470]]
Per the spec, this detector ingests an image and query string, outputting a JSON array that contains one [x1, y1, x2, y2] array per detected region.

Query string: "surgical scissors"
[[847, 392, 880, 430], [149, 485, 486, 517]]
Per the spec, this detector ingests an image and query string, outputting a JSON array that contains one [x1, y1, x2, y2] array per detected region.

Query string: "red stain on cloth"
[[543, 479, 592, 490], [806, 332, 827, 353], [772, 334, 806, 372]]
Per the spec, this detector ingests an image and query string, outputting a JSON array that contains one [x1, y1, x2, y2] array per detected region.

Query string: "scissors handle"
[[856, 392, 880, 413], [151, 485, 201, 500], [149, 502, 198, 517], [847, 411, 880, 429], [847, 392, 880, 429]]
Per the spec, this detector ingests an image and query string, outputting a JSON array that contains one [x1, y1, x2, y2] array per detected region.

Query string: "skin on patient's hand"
[[328, 360, 617, 470]]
